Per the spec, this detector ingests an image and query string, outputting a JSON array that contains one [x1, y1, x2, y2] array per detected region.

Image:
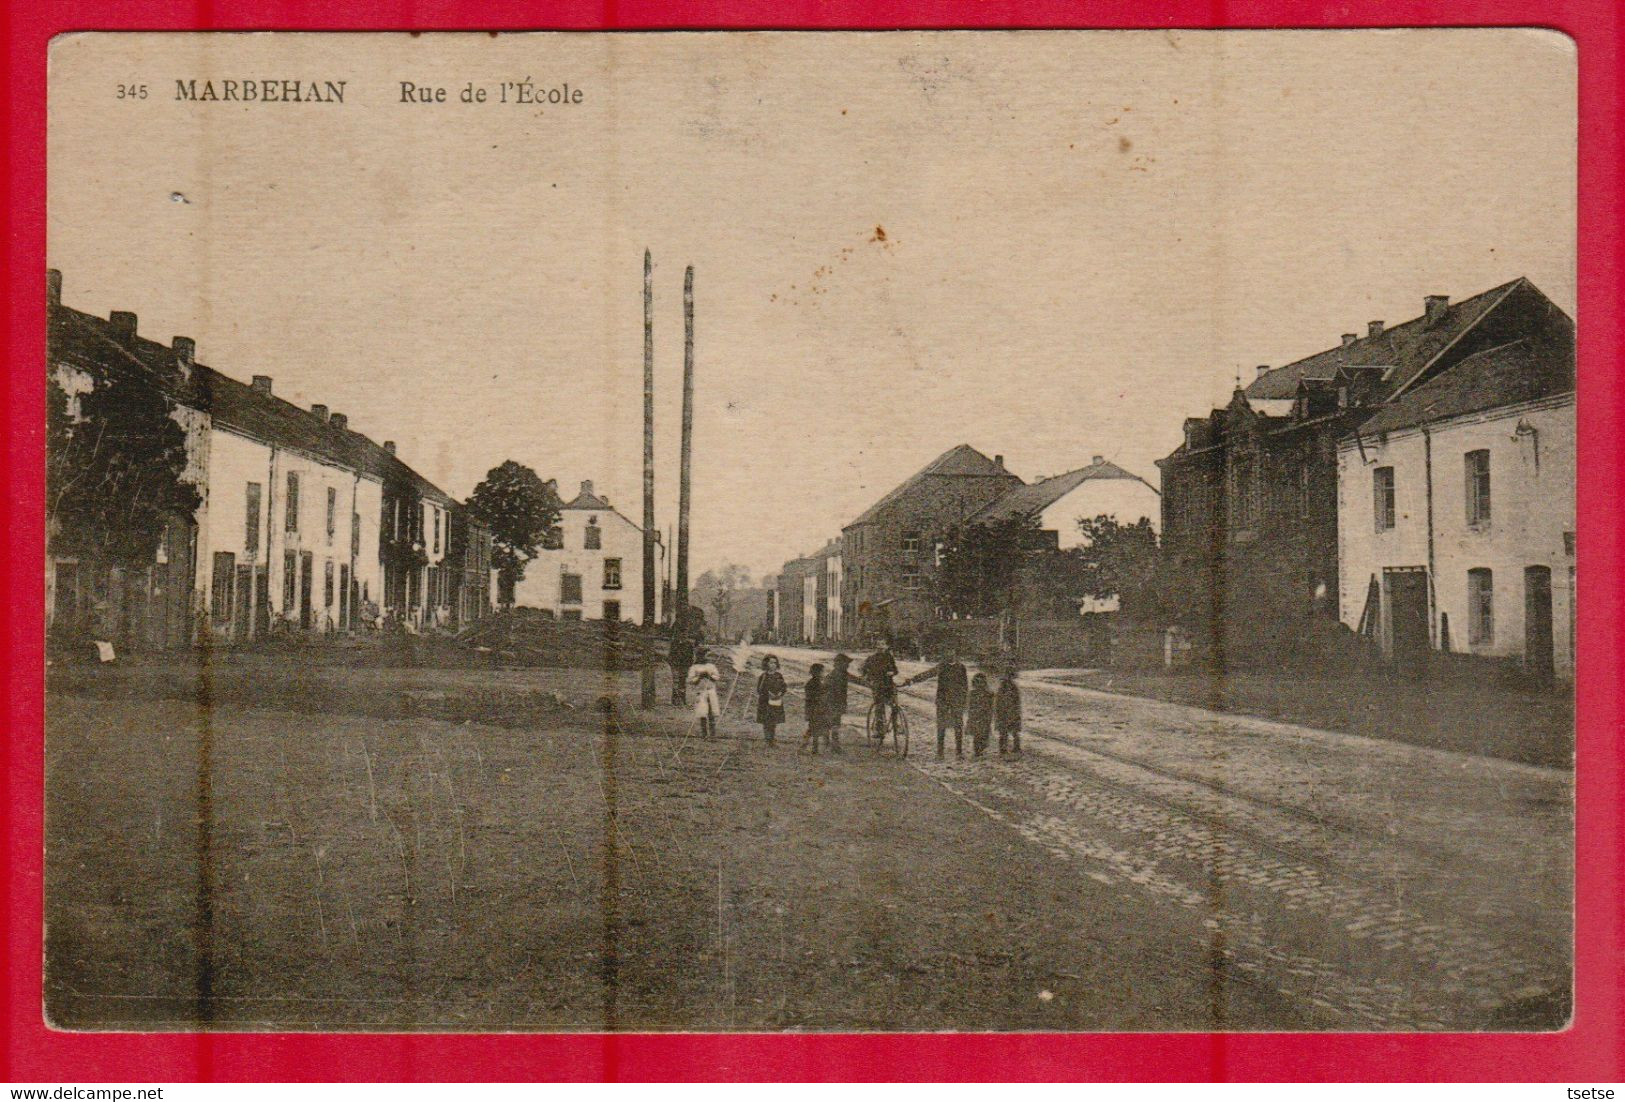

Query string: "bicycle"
[[864, 683, 910, 759]]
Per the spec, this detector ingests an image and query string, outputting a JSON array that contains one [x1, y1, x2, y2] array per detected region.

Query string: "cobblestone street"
[[766, 648, 1573, 1031]]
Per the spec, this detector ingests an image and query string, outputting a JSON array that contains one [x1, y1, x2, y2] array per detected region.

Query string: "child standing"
[[995, 669, 1022, 755], [802, 663, 828, 754], [687, 648, 722, 738], [965, 672, 994, 759], [755, 654, 788, 745]]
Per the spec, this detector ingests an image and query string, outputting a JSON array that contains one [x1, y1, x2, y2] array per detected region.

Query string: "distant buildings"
[[46, 270, 492, 648], [512, 480, 664, 624], [769, 445, 1160, 645]]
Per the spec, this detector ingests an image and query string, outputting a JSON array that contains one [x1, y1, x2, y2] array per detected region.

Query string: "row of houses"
[[763, 276, 1575, 683], [46, 271, 496, 649], [1155, 276, 1575, 680], [766, 451, 1161, 646]]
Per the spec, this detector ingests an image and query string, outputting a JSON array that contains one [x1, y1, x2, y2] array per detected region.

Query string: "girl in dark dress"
[[755, 654, 788, 745]]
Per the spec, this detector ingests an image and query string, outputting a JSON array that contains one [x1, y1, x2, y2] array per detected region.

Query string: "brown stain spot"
[[871, 225, 887, 243], [841, 109, 848, 115], [1119, 137, 1133, 153]]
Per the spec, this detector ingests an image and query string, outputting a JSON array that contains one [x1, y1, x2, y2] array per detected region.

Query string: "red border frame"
[[4, 1, 1620, 1082]]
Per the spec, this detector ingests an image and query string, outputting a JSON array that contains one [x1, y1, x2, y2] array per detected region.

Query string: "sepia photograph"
[[42, 29, 1576, 1034]]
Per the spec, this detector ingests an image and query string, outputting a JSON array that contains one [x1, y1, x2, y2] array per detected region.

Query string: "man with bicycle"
[[857, 637, 901, 723]]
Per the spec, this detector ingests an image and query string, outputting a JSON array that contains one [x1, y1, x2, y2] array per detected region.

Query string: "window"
[[324, 560, 335, 607], [1231, 455, 1258, 529], [584, 519, 602, 550], [245, 482, 262, 555], [212, 552, 236, 625], [901, 530, 921, 554], [1468, 568, 1494, 646], [1465, 450, 1491, 526], [902, 569, 924, 590], [1373, 467, 1396, 531], [326, 487, 337, 542], [285, 472, 300, 531], [561, 572, 583, 604], [603, 557, 623, 590], [603, 600, 621, 622], [282, 550, 297, 611], [351, 512, 361, 556], [562, 609, 583, 622], [432, 509, 441, 555]]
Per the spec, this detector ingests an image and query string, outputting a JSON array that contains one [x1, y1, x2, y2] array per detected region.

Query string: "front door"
[[254, 567, 271, 638], [1385, 568, 1431, 674], [1524, 565, 1555, 681], [234, 564, 253, 643]]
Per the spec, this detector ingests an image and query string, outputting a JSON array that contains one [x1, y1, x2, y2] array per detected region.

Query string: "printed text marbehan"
[[174, 79, 347, 103]]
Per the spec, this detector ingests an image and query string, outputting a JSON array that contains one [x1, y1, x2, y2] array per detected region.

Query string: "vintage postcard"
[[44, 29, 1576, 1033]]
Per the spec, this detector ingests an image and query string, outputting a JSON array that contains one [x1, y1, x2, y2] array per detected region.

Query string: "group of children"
[[751, 646, 1024, 759]]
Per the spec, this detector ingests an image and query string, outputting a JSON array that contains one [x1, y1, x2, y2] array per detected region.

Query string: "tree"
[[468, 460, 561, 607], [1073, 514, 1160, 613], [930, 516, 1043, 619], [47, 369, 200, 570], [694, 564, 752, 640]]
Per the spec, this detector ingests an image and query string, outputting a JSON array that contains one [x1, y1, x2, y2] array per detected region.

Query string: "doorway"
[[1524, 565, 1555, 681], [1384, 568, 1431, 674]]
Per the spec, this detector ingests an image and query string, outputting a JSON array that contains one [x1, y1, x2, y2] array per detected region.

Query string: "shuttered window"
[[1373, 467, 1396, 531], [1468, 568, 1494, 646], [1465, 450, 1491, 526]]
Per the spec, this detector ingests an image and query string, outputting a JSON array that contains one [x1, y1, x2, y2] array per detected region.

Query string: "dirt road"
[[47, 664, 1307, 1032], [761, 646, 1573, 1031]]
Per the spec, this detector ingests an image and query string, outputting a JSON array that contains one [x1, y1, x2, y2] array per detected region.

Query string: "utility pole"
[[677, 264, 695, 634], [641, 249, 657, 709]]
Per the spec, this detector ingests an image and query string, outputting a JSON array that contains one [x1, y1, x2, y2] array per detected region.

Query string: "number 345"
[[116, 84, 148, 99]]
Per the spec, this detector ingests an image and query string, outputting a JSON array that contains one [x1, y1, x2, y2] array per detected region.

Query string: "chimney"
[[1368, 320, 1385, 338], [47, 269, 62, 306], [172, 336, 195, 371], [1255, 364, 1271, 377], [383, 441, 396, 455], [329, 413, 347, 431], [580, 479, 594, 497], [109, 311, 138, 339], [1340, 333, 1358, 348], [1424, 295, 1449, 326], [311, 403, 328, 422], [251, 375, 273, 395], [994, 455, 1004, 468], [1092, 455, 1105, 466]]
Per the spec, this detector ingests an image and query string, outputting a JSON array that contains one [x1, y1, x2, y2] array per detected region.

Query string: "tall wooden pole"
[[677, 265, 695, 632], [641, 249, 657, 708]]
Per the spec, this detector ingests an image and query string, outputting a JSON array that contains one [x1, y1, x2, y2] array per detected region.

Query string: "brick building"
[[840, 445, 1022, 645], [1155, 277, 1573, 661]]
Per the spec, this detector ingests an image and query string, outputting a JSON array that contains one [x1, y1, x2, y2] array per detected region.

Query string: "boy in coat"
[[966, 672, 995, 758], [995, 669, 1022, 755], [903, 647, 969, 759], [802, 663, 828, 754]]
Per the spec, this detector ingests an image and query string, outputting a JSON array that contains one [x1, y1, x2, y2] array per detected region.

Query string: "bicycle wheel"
[[866, 702, 885, 748], [892, 706, 910, 759]]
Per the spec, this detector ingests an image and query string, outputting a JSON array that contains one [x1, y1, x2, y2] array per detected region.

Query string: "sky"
[[47, 30, 1576, 580]]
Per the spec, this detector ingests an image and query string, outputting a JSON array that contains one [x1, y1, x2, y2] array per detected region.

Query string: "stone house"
[[512, 480, 663, 623], [840, 445, 1023, 645], [1155, 277, 1573, 660], [1336, 330, 1575, 679]]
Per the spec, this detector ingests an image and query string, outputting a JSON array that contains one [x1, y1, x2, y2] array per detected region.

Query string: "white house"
[[513, 480, 663, 623], [47, 272, 459, 645], [1336, 334, 1575, 680], [969, 455, 1161, 612]]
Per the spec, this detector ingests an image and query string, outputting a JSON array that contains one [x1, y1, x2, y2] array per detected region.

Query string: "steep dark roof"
[[50, 302, 456, 507], [971, 459, 1157, 525], [1245, 278, 1526, 401], [1353, 337, 1574, 437], [846, 444, 1018, 527]]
